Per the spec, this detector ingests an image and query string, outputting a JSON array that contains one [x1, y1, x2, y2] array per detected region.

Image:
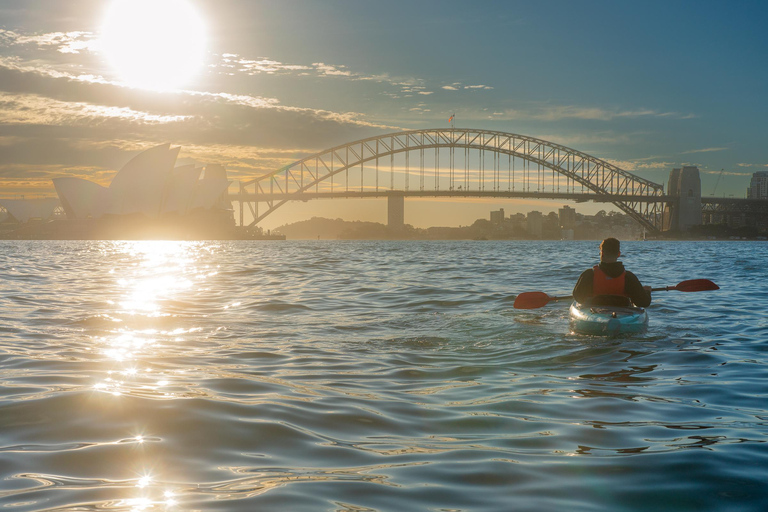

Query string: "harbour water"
[[1, 240, 767, 511]]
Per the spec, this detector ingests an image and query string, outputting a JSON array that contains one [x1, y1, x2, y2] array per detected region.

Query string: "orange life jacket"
[[592, 265, 627, 296]]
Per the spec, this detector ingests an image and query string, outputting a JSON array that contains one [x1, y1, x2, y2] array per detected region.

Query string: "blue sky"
[[0, 0, 766, 227]]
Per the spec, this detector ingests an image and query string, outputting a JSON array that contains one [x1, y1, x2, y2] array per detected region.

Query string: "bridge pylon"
[[387, 193, 404, 230]]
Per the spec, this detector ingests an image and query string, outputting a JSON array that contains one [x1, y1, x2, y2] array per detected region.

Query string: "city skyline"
[[1, 0, 767, 228]]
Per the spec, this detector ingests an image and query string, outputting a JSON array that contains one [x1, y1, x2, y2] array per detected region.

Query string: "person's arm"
[[625, 272, 651, 307], [572, 269, 594, 304]]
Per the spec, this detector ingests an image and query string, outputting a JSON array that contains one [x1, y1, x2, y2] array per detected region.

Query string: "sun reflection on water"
[[92, 241, 216, 399]]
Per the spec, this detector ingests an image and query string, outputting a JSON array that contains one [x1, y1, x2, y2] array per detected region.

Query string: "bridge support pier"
[[388, 194, 404, 230]]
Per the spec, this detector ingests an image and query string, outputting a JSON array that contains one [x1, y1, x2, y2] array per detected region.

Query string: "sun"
[[101, 0, 207, 91]]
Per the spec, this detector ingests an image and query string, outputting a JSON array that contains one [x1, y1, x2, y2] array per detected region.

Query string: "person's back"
[[572, 238, 651, 307]]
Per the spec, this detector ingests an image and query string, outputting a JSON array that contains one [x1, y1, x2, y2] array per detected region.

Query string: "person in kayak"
[[572, 237, 652, 307]]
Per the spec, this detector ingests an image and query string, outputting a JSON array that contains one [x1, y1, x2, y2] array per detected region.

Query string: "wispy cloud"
[[601, 159, 678, 172], [497, 104, 695, 121], [213, 53, 423, 90], [0, 56, 393, 131], [0, 56, 398, 192], [441, 82, 494, 91], [313, 62, 354, 77], [701, 169, 750, 176], [681, 147, 729, 155], [220, 54, 312, 75], [0, 92, 192, 126], [1, 29, 99, 54]]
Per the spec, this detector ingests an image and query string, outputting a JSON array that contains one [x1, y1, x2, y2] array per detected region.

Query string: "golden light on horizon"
[[101, 0, 207, 91]]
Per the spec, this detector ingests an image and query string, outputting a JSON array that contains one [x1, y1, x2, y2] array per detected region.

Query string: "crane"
[[711, 169, 724, 196]]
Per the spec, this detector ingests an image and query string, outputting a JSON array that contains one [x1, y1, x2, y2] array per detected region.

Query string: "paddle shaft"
[[542, 285, 664, 301], [513, 279, 718, 309]]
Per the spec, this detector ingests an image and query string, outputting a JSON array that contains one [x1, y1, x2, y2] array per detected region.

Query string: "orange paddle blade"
[[513, 292, 554, 309], [672, 279, 720, 292]]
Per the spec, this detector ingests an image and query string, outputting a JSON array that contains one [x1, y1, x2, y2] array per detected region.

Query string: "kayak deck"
[[569, 302, 648, 336]]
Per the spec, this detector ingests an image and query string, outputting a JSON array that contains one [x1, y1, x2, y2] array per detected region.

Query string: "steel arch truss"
[[239, 128, 666, 231]]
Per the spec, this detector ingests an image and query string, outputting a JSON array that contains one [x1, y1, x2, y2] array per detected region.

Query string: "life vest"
[[592, 265, 627, 296]]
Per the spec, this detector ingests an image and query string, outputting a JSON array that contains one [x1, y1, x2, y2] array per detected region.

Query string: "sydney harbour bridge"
[[233, 128, 767, 233]]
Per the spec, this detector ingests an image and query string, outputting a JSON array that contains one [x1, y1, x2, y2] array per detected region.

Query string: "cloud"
[[681, 147, 729, 155], [11, 30, 98, 54], [441, 83, 494, 91], [1, 29, 99, 54], [313, 62, 354, 77], [0, 92, 192, 126], [700, 169, 750, 176], [0, 58, 399, 191], [228, 56, 312, 75], [602, 159, 678, 172], [213, 53, 424, 93], [497, 104, 695, 121]]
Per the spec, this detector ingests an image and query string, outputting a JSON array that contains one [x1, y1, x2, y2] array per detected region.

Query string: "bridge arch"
[[237, 128, 667, 231]]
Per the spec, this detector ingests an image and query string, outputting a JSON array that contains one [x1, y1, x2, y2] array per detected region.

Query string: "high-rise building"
[[558, 205, 576, 229], [490, 208, 505, 224], [526, 211, 543, 237], [747, 171, 768, 199]]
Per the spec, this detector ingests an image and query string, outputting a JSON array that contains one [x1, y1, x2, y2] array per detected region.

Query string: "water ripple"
[[1, 240, 768, 511]]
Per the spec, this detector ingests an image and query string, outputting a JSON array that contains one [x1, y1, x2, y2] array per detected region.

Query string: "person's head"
[[600, 237, 621, 262]]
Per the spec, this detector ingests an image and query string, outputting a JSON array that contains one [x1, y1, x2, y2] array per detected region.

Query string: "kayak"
[[569, 302, 648, 336]]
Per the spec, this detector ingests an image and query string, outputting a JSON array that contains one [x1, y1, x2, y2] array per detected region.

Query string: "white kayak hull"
[[569, 302, 648, 336]]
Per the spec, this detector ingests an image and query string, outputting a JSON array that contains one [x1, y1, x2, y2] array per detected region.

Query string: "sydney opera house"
[[0, 144, 257, 239]]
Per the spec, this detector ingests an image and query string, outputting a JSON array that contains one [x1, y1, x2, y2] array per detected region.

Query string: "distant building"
[[558, 205, 576, 229], [526, 211, 543, 237], [490, 208, 505, 224], [0, 198, 60, 223], [509, 212, 526, 231], [747, 171, 768, 199]]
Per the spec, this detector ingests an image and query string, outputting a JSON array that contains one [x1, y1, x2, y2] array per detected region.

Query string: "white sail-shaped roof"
[[53, 178, 111, 219], [162, 165, 202, 215], [108, 145, 180, 217], [0, 198, 60, 223], [191, 164, 231, 210], [52, 144, 231, 223]]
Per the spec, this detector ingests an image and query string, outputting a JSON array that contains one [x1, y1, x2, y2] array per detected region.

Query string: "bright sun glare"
[[101, 0, 206, 91]]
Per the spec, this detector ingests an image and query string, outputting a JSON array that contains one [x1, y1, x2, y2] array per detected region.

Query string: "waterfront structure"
[[0, 198, 60, 223], [53, 144, 232, 221], [747, 171, 768, 199], [664, 166, 702, 231], [0, 144, 243, 239], [237, 128, 667, 232]]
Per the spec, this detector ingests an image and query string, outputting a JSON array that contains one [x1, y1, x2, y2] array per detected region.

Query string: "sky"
[[1, 0, 766, 228]]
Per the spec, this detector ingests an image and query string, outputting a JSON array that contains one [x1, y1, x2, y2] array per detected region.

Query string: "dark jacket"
[[573, 261, 652, 307]]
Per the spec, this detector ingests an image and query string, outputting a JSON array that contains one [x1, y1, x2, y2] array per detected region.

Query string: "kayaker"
[[573, 237, 652, 307]]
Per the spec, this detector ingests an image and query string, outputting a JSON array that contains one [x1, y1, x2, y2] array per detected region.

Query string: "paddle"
[[513, 279, 719, 310]]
